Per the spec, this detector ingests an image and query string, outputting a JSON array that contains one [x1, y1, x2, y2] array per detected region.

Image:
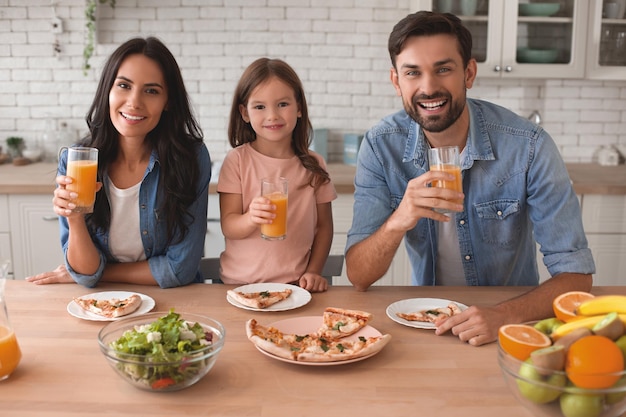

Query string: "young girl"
[[218, 58, 336, 292], [27, 37, 211, 288]]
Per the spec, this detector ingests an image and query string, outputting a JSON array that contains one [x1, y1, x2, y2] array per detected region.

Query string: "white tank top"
[[107, 178, 146, 262]]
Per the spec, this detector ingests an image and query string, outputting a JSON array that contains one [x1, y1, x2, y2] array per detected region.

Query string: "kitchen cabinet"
[[586, 0, 626, 79], [581, 194, 626, 285], [412, 0, 588, 78], [7, 194, 63, 279], [332, 194, 410, 286], [0, 195, 13, 279], [204, 195, 224, 258]]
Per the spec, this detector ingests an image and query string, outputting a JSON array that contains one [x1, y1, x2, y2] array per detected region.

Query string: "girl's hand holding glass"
[[247, 196, 278, 227]]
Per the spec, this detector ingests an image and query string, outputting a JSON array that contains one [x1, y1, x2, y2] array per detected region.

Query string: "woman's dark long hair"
[[82, 37, 204, 244], [228, 58, 330, 189]]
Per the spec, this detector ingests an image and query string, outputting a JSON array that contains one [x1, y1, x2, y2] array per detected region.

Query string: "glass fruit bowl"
[[98, 311, 225, 392], [498, 342, 626, 417]]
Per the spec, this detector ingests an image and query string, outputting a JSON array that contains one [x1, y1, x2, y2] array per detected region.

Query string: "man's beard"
[[403, 92, 465, 133]]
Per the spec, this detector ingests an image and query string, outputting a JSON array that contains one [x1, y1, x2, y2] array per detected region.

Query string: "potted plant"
[[6, 137, 24, 159]]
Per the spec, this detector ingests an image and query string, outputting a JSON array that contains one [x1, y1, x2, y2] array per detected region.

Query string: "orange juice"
[[0, 325, 21, 380], [261, 193, 288, 240], [432, 164, 463, 205], [66, 160, 98, 212]]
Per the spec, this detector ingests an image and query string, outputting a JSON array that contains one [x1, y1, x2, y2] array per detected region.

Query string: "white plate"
[[67, 291, 156, 322], [253, 316, 386, 366], [226, 283, 311, 312], [386, 298, 468, 329]]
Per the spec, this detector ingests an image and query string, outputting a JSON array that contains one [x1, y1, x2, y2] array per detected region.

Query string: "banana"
[[551, 313, 626, 341], [576, 295, 626, 316]]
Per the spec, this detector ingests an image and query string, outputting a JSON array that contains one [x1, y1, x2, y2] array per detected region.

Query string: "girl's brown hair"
[[228, 58, 330, 189]]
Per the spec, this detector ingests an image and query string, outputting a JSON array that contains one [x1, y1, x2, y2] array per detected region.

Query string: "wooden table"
[[2, 281, 625, 417]]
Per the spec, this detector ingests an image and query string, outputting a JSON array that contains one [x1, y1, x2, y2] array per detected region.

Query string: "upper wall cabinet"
[[586, 0, 626, 79], [412, 0, 589, 79]]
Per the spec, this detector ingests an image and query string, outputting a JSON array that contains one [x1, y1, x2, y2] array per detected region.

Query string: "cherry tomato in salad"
[[151, 377, 176, 390]]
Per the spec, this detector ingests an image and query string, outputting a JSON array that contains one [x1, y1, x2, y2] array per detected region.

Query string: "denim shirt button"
[[465, 255, 471, 260], [497, 210, 503, 216], [459, 220, 465, 225], [142, 230, 148, 235]]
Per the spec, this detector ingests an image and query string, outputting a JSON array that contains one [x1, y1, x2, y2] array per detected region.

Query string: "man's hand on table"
[[26, 264, 75, 285], [435, 305, 507, 347]]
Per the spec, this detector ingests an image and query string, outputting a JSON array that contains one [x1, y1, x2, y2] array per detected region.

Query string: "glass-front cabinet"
[[411, 0, 588, 79], [587, 0, 626, 79]]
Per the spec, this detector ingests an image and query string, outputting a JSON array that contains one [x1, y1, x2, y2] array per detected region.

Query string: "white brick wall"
[[0, 0, 625, 165]]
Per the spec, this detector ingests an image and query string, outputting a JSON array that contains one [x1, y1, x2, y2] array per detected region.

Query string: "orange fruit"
[[566, 335, 624, 389], [553, 291, 595, 322], [498, 324, 552, 361]]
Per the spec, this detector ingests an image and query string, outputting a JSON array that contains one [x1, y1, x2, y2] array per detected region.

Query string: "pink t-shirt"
[[217, 143, 337, 284]]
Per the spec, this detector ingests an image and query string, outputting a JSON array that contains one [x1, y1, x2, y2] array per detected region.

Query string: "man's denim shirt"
[[58, 144, 211, 288], [346, 98, 595, 286]]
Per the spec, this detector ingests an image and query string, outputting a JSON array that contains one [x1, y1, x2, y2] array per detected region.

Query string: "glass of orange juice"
[[261, 177, 288, 241], [1, 260, 22, 381], [66, 147, 98, 213], [428, 146, 463, 213]]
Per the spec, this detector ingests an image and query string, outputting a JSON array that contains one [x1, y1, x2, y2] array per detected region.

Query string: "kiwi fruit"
[[530, 344, 566, 373], [592, 312, 624, 341], [553, 327, 592, 351]]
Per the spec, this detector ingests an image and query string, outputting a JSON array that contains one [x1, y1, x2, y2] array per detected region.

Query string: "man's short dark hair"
[[388, 11, 473, 68]]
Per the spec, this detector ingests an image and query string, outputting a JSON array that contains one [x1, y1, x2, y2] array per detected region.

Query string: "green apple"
[[559, 390, 604, 417], [616, 334, 626, 363], [534, 317, 565, 336], [517, 359, 566, 403], [606, 376, 626, 405]]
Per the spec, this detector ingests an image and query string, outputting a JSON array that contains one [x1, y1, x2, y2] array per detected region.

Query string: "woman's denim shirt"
[[58, 144, 211, 288], [346, 98, 595, 286]]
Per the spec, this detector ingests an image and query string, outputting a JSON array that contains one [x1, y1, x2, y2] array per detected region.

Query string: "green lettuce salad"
[[108, 310, 216, 390]]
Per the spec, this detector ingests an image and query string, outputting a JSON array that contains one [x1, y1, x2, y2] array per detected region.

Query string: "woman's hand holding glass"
[[53, 175, 103, 218]]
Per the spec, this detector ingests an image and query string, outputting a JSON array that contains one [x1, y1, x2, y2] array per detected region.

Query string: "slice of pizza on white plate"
[[73, 293, 142, 319], [227, 288, 292, 309], [396, 302, 462, 324]]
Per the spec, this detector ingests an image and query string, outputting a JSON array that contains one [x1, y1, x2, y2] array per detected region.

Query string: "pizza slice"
[[245, 318, 391, 363], [227, 288, 292, 309], [296, 333, 392, 363], [73, 294, 142, 318], [317, 307, 372, 339], [396, 302, 463, 324]]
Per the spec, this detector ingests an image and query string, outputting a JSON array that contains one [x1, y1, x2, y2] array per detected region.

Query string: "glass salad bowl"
[[98, 311, 225, 392]]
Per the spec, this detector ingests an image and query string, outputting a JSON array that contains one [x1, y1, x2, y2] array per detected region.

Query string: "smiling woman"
[[26, 37, 211, 290]]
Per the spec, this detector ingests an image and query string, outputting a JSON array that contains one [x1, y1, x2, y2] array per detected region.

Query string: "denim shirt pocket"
[[474, 199, 521, 246]]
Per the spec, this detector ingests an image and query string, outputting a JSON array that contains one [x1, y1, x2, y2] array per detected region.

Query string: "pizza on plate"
[[73, 293, 142, 318], [227, 288, 292, 309], [396, 302, 462, 324], [317, 307, 372, 339], [246, 307, 391, 363]]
